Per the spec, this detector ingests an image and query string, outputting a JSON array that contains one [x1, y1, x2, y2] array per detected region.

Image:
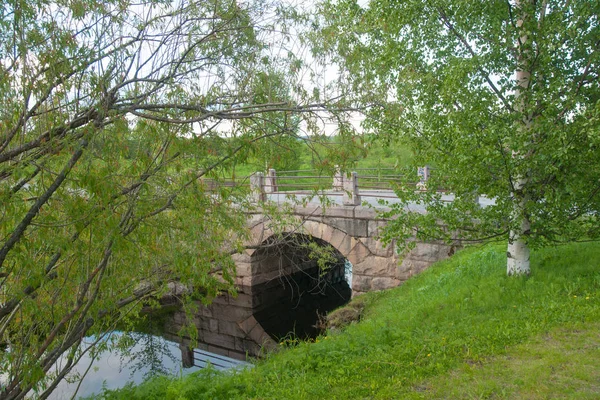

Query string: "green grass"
[[94, 242, 600, 399], [221, 135, 413, 184], [416, 323, 600, 399]]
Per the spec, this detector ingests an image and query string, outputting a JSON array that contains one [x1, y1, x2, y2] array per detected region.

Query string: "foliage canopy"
[[0, 0, 351, 397], [315, 0, 600, 273]]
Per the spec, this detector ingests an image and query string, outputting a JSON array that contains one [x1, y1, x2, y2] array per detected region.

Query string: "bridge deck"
[[265, 190, 496, 210]]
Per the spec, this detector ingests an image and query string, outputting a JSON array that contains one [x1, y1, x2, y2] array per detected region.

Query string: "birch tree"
[[314, 0, 600, 274]]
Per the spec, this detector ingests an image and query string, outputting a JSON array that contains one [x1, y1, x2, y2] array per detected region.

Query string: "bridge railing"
[[200, 165, 451, 205], [247, 166, 438, 205]]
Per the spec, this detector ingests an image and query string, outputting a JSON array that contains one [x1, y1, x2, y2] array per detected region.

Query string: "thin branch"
[[0, 138, 89, 270], [436, 7, 513, 112]]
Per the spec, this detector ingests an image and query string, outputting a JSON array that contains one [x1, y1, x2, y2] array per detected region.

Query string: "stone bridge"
[[239, 203, 455, 295], [165, 202, 456, 361]]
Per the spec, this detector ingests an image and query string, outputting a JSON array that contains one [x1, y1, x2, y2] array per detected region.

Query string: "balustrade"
[[247, 166, 431, 204]]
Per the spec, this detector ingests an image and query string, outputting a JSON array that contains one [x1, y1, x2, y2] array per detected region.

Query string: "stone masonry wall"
[[245, 204, 457, 297]]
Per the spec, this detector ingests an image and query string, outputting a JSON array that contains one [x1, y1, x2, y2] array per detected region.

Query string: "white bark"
[[507, 178, 531, 275], [507, 235, 530, 274], [507, 0, 532, 275]]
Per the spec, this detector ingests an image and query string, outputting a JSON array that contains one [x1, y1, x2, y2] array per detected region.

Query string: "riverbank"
[[93, 242, 600, 399]]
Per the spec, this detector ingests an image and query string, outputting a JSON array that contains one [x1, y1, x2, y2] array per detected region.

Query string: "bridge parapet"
[[247, 166, 432, 205], [241, 203, 456, 296]]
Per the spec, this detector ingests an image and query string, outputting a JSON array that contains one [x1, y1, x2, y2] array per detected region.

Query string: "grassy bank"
[[95, 242, 600, 399]]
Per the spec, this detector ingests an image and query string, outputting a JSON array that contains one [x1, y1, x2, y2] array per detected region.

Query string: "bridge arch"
[[248, 231, 352, 341], [246, 217, 370, 271]]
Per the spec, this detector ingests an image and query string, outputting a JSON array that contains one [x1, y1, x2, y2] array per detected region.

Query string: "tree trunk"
[[507, 0, 532, 275], [507, 178, 530, 275]]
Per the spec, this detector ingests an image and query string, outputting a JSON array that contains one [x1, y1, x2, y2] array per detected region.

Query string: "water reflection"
[[45, 237, 353, 398], [47, 331, 247, 400]]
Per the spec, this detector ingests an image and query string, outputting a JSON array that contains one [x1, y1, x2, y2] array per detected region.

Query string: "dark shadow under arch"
[[250, 233, 352, 340]]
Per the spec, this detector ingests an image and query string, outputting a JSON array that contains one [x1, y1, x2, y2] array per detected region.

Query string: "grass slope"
[[96, 242, 600, 399], [419, 323, 600, 399]]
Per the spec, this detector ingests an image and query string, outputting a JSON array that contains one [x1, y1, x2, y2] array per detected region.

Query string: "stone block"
[[362, 237, 393, 257], [293, 204, 322, 217], [252, 254, 280, 274], [320, 225, 334, 243], [323, 217, 368, 237], [301, 220, 325, 238], [211, 294, 230, 305], [236, 276, 252, 288], [234, 337, 246, 352], [229, 292, 253, 308], [410, 243, 448, 262], [240, 339, 262, 356], [250, 291, 265, 309], [209, 303, 253, 322], [367, 220, 388, 238], [236, 282, 253, 294], [252, 269, 285, 287], [262, 338, 277, 352], [334, 234, 351, 256], [371, 277, 401, 291], [209, 318, 219, 332], [248, 222, 265, 239], [234, 262, 252, 277], [208, 344, 230, 357], [166, 321, 184, 333], [195, 342, 209, 351], [348, 238, 370, 265], [250, 223, 273, 245], [237, 315, 258, 335], [397, 259, 430, 278], [248, 323, 269, 344], [231, 252, 251, 264], [411, 260, 432, 275], [352, 274, 372, 293], [353, 207, 378, 220], [354, 256, 396, 277], [195, 305, 213, 318], [397, 258, 413, 273], [167, 281, 190, 297], [204, 331, 235, 349], [321, 205, 355, 219], [227, 350, 247, 361], [219, 320, 244, 338], [396, 270, 413, 281], [326, 228, 348, 251], [194, 316, 210, 332], [171, 312, 187, 325], [213, 272, 228, 285]]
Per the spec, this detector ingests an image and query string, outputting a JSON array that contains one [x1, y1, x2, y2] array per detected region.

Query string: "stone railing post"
[[250, 172, 266, 203], [417, 165, 430, 190], [333, 165, 343, 192], [265, 168, 277, 193], [342, 171, 360, 206]]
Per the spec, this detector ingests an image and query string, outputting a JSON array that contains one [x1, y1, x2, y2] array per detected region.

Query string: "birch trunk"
[[507, 0, 532, 275], [507, 176, 531, 275]]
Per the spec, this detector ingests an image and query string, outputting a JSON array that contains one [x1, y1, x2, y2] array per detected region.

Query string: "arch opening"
[[250, 233, 351, 341]]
